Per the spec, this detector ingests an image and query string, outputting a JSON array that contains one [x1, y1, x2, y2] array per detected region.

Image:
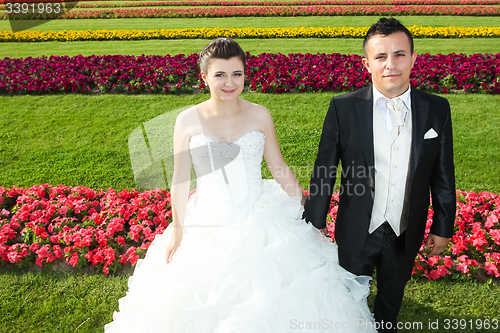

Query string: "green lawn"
[[0, 269, 499, 332], [1, 93, 499, 193], [1, 16, 499, 31], [2, 38, 499, 59]]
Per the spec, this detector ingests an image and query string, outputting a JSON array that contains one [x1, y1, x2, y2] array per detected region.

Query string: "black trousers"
[[338, 222, 414, 333]]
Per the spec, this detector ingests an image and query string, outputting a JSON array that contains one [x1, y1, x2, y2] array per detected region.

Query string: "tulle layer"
[[105, 180, 376, 333]]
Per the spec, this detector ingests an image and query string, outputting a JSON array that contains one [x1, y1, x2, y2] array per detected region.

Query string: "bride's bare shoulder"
[[176, 106, 196, 123], [243, 101, 271, 120], [175, 105, 203, 137], [176, 104, 205, 126]]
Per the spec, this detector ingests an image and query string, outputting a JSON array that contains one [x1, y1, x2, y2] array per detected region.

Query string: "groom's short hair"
[[363, 17, 414, 56]]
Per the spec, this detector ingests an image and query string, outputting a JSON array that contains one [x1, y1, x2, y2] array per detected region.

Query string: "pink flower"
[[118, 254, 127, 265], [436, 265, 450, 278], [427, 270, 441, 280], [103, 247, 116, 266], [7, 250, 21, 264], [485, 262, 500, 278], [35, 256, 44, 266], [58, 206, 68, 215], [50, 235, 60, 244], [53, 245, 63, 259], [69, 252, 79, 267], [29, 242, 40, 252], [129, 225, 142, 242], [443, 256, 454, 269], [36, 245, 49, 258], [117, 236, 125, 245], [485, 214, 498, 229], [428, 256, 439, 266], [126, 247, 139, 266], [451, 232, 468, 255], [84, 250, 95, 265], [106, 217, 124, 237], [456, 262, 469, 274], [490, 229, 500, 246]]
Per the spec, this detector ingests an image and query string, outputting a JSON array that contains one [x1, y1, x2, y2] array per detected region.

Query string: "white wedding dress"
[[105, 130, 376, 333]]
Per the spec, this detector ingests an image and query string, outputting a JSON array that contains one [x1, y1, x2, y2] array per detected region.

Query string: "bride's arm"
[[259, 107, 307, 205], [166, 113, 192, 264]]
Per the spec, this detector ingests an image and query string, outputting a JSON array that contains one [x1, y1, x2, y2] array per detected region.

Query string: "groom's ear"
[[410, 51, 418, 69], [362, 57, 371, 73]]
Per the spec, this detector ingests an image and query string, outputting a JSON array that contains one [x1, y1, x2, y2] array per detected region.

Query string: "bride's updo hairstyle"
[[198, 37, 247, 74]]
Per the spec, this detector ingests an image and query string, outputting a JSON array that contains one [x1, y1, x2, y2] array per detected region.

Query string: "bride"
[[105, 38, 376, 333]]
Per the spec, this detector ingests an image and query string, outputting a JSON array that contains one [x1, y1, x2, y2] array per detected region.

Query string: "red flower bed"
[[0, 185, 176, 275], [324, 189, 500, 281], [1, 53, 499, 95], [1, 185, 499, 280], [3, 5, 500, 20], [0, 54, 200, 94]]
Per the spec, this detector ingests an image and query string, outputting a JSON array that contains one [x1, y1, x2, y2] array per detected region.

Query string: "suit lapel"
[[355, 85, 374, 179], [409, 88, 429, 180]]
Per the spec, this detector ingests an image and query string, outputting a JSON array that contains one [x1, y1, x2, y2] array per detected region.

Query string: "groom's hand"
[[425, 233, 450, 256]]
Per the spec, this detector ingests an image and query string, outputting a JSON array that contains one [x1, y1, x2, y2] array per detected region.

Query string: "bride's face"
[[202, 56, 245, 101]]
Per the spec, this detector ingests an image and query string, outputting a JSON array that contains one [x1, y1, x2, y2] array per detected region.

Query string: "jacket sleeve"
[[429, 99, 456, 238], [303, 97, 341, 229]]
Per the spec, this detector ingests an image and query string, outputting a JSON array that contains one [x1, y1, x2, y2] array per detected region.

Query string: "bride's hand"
[[320, 227, 330, 237], [166, 228, 183, 264]]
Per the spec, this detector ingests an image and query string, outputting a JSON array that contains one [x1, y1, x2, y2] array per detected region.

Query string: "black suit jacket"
[[303, 85, 456, 260]]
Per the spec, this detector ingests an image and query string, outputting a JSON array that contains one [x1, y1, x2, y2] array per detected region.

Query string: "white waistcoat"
[[369, 105, 412, 236]]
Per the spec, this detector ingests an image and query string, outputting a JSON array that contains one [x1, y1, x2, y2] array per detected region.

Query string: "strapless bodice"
[[188, 130, 266, 212]]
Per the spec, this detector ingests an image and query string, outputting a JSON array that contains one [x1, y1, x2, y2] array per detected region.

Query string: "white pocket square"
[[424, 128, 438, 139]]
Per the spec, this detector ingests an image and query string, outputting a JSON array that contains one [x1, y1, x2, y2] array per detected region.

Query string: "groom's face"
[[362, 31, 417, 99]]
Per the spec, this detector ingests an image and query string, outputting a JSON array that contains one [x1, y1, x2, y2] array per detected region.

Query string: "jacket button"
[[365, 213, 371, 219]]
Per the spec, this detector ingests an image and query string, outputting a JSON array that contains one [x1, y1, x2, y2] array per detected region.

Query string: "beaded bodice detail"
[[189, 130, 265, 163], [188, 130, 266, 210]]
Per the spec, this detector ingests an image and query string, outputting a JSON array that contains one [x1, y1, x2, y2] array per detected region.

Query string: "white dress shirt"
[[372, 85, 412, 132]]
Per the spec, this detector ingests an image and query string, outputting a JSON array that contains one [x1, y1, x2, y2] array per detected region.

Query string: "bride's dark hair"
[[198, 38, 247, 74]]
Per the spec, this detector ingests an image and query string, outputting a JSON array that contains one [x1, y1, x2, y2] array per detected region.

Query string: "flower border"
[[3, 5, 500, 20], [1, 185, 499, 280], [2, 26, 500, 42], [1, 53, 499, 95]]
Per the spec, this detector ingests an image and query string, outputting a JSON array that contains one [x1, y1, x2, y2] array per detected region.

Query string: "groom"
[[303, 18, 456, 332]]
